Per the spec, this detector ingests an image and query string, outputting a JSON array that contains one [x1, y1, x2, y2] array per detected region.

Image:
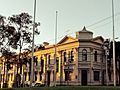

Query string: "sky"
[[0, 0, 120, 45]]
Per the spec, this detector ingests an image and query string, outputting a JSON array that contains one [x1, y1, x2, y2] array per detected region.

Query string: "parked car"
[[33, 83, 45, 87]]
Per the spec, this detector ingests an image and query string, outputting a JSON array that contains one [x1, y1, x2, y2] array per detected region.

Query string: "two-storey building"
[[0, 27, 106, 88]]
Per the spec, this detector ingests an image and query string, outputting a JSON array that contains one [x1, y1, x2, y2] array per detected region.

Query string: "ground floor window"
[[39, 72, 42, 81], [28, 72, 31, 81], [65, 71, 71, 81], [11, 73, 13, 81], [94, 71, 100, 81], [34, 71, 37, 81], [24, 72, 27, 81]]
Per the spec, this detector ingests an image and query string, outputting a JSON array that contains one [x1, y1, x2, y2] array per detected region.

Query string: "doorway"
[[81, 70, 87, 85]]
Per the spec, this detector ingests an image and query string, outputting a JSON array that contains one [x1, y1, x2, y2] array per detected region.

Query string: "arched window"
[[82, 49, 87, 61]]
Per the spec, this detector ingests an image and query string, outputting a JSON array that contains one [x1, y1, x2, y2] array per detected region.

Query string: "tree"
[[7, 12, 39, 74], [0, 12, 40, 87], [109, 41, 120, 85], [0, 47, 16, 88]]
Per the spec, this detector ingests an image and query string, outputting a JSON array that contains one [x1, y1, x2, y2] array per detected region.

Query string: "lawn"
[[1, 86, 120, 90]]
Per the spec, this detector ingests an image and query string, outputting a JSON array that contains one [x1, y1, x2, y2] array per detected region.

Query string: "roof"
[[78, 26, 93, 34], [57, 35, 78, 44], [92, 36, 104, 42]]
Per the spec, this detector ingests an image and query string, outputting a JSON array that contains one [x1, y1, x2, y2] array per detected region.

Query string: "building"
[[0, 27, 107, 88]]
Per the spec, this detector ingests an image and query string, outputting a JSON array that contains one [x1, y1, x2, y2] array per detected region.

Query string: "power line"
[[86, 12, 120, 28], [40, 12, 120, 44]]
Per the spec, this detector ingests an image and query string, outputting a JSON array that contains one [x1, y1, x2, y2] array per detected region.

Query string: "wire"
[[86, 12, 120, 28], [41, 12, 120, 44]]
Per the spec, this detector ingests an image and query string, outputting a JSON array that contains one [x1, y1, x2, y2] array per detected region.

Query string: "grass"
[[1, 86, 120, 90]]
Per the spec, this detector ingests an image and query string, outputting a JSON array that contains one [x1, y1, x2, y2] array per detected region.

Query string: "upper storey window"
[[94, 51, 97, 62], [71, 51, 74, 62], [48, 55, 51, 64], [64, 52, 67, 62], [82, 49, 87, 61]]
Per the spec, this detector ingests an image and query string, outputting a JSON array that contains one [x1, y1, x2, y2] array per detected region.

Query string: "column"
[[60, 51, 63, 85], [44, 54, 47, 86], [74, 48, 78, 85]]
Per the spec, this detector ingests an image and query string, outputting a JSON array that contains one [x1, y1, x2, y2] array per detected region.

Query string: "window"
[[108, 70, 111, 81], [56, 57, 59, 72], [34, 56, 38, 66], [48, 55, 51, 64], [68, 51, 70, 63], [94, 71, 100, 81], [8, 74, 10, 81], [94, 51, 97, 61], [65, 71, 68, 81], [64, 52, 67, 62], [71, 51, 74, 62], [24, 72, 27, 81], [65, 71, 71, 81], [34, 71, 37, 81], [11, 74, 13, 81], [0, 74, 2, 81], [39, 72, 42, 81], [53, 71, 54, 81], [29, 72, 31, 81], [29, 58, 31, 72], [82, 49, 87, 61], [41, 57, 44, 73]]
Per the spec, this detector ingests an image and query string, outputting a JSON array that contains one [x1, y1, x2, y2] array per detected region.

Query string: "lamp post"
[[112, 0, 116, 86], [104, 39, 110, 86], [54, 11, 58, 87]]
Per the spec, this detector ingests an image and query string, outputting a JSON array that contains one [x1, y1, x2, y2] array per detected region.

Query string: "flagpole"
[[30, 0, 36, 87], [112, 0, 116, 86], [54, 11, 58, 87]]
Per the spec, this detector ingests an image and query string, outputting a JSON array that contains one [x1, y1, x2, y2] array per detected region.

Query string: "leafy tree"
[[0, 47, 16, 88], [109, 41, 120, 85], [7, 12, 40, 73], [0, 12, 40, 87]]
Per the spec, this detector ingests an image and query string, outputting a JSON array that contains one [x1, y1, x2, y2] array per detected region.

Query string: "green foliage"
[[0, 12, 40, 53]]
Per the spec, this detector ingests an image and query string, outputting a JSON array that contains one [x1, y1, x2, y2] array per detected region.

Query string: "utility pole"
[[54, 11, 58, 87], [112, 0, 116, 86], [30, 0, 36, 87]]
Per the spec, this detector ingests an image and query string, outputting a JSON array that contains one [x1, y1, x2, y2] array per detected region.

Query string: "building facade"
[[0, 27, 109, 88]]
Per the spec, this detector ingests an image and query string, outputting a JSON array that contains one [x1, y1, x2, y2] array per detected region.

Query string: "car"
[[34, 83, 45, 87]]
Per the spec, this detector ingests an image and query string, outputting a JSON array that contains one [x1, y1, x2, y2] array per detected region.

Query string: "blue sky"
[[0, 0, 120, 45]]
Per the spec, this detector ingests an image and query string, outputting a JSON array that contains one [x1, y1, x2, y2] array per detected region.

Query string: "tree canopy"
[[0, 12, 40, 57]]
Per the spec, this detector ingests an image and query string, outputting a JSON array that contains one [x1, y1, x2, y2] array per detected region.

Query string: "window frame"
[[82, 49, 87, 61], [94, 71, 100, 81]]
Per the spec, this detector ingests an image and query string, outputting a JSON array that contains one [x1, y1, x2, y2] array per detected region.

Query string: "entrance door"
[[81, 70, 87, 85], [47, 71, 51, 86]]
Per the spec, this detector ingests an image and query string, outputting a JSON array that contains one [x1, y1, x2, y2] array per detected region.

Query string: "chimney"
[[43, 42, 49, 46]]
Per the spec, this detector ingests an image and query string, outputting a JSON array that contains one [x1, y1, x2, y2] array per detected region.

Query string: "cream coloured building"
[[0, 27, 108, 88]]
